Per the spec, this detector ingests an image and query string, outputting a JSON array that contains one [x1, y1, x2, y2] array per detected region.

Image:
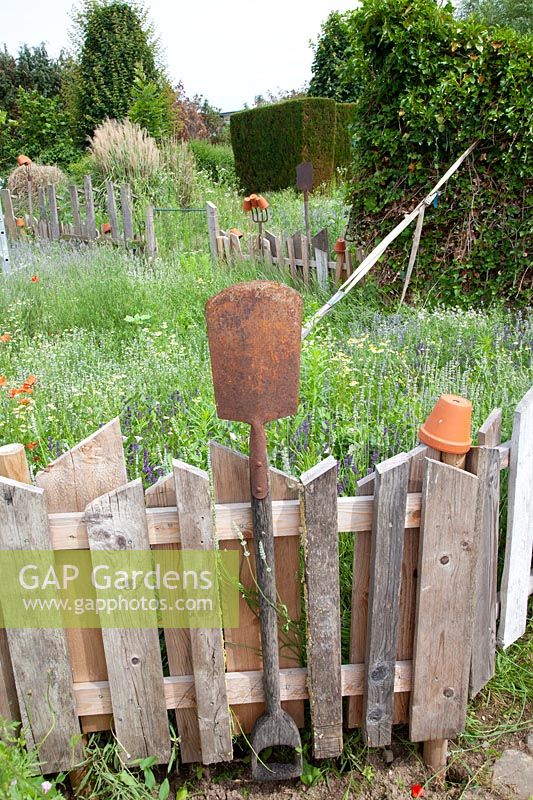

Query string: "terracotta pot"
[[256, 195, 269, 210], [334, 238, 346, 254], [249, 194, 259, 208], [418, 394, 472, 454], [228, 227, 244, 238], [242, 197, 252, 212], [102, 222, 112, 235], [17, 154, 32, 167], [15, 217, 25, 228]]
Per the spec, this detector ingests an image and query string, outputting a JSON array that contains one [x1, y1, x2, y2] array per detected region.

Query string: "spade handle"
[[250, 422, 268, 500]]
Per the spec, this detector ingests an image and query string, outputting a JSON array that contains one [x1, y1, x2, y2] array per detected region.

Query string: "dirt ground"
[[182, 725, 531, 800]]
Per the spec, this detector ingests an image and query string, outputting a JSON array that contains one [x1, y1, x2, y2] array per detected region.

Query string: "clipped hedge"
[[334, 102, 356, 171], [230, 98, 354, 192]]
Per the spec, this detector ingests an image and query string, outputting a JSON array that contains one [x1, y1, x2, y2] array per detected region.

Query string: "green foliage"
[[333, 0, 533, 305], [0, 43, 68, 117], [0, 719, 66, 798], [334, 103, 356, 170], [189, 140, 236, 185], [457, 0, 533, 34], [0, 88, 76, 170], [230, 98, 354, 192], [0, 46, 18, 114], [128, 68, 175, 139], [309, 11, 361, 101], [74, 1, 159, 139]]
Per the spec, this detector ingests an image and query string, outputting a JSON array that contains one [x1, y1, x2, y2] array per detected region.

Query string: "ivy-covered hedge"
[[230, 98, 354, 192], [334, 102, 357, 171], [333, 0, 532, 306]]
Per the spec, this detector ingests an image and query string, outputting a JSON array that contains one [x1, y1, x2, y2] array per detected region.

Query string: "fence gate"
[[154, 207, 208, 256]]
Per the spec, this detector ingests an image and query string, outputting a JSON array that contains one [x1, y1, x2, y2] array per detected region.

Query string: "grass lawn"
[[0, 240, 532, 798]]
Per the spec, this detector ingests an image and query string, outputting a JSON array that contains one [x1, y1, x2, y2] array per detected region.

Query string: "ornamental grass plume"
[[88, 118, 160, 202]]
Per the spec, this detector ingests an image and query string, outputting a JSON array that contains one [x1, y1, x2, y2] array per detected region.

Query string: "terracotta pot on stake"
[[418, 393, 472, 778]]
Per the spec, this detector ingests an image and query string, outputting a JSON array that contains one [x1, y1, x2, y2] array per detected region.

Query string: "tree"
[[74, 0, 160, 138], [128, 67, 178, 139], [457, 0, 533, 34], [15, 44, 67, 99], [0, 46, 18, 114], [308, 11, 360, 101]]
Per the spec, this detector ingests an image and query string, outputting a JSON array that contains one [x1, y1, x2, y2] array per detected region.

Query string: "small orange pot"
[[419, 394, 472, 454], [242, 197, 252, 212], [102, 222, 112, 235], [17, 154, 32, 167], [256, 195, 269, 210], [15, 217, 25, 228], [228, 227, 244, 238], [334, 238, 346, 254]]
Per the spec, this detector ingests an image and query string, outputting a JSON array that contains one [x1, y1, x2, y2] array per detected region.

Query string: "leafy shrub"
[[231, 97, 356, 192], [0, 88, 77, 170], [189, 140, 236, 185], [128, 68, 179, 140], [67, 153, 96, 184], [320, 0, 533, 305], [158, 138, 196, 207]]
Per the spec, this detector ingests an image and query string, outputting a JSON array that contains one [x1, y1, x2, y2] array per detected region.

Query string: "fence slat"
[[83, 175, 97, 241], [120, 184, 134, 244], [0, 189, 17, 239], [363, 457, 409, 747], [210, 442, 304, 734], [261, 236, 273, 265], [206, 202, 220, 262], [347, 471, 375, 727], [301, 234, 310, 285], [46, 184, 60, 241], [498, 387, 533, 648], [69, 185, 82, 236], [286, 235, 298, 281], [478, 408, 502, 447], [35, 418, 127, 733], [86, 480, 171, 763], [145, 205, 156, 258], [301, 457, 343, 758], [466, 446, 501, 697], [145, 474, 200, 764], [0, 478, 82, 772], [173, 461, 233, 764], [410, 459, 479, 741], [229, 232, 243, 259], [105, 181, 121, 243]]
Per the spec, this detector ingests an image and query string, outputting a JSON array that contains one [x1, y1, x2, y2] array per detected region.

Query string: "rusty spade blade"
[[206, 281, 303, 781]]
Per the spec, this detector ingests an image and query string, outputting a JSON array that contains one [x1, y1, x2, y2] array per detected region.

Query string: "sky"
[[1, 0, 358, 111]]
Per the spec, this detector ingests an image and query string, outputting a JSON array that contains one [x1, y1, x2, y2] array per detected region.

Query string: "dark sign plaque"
[[296, 162, 313, 192]]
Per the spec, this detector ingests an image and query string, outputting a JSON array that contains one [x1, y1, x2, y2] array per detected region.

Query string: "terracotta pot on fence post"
[[417, 393, 472, 780], [334, 238, 346, 283]]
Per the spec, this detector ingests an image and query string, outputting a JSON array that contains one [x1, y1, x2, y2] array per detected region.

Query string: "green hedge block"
[[231, 97, 353, 193]]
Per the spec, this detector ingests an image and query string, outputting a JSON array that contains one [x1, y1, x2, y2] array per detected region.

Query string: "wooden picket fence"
[[206, 202, 360, 290], [0, 388, 532, 778], [0, 177, 156, 257]]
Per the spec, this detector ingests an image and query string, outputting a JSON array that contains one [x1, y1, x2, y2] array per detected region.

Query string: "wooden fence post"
[[105, 181, 121, 243], [312, 229, 329, 290], [498, 387, 533, 648], [69, 185, 82, 237], [0, 478, 82, 772], [173, 460, 233, 764], [120, 184, 134, 246], [301, 457, 343, 758], [0, 189, 17, 240], [206, 201, 220, 263], [46, 184, 60, 241], [145, 204, 157, 258], [83, 175, 97, 241], [363, 457, 409, 747]]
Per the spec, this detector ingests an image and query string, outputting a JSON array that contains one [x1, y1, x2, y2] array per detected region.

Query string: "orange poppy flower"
[[31, 276, 39, 283], [21, 387, 33, 395], [25, 442, 38, 451], [0, 376, 6, 387], [0, 333, 11, 343], [18, 397, 32, 405], [24, 375, 37, 386], [9, 387, 23, 398]]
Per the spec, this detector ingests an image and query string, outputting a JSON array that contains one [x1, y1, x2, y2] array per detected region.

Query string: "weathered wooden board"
[[46, 184, 60, 241], [69, 185, 82, 235], [210, 442, 304, 734], [466, 446, 501, 697], [83, 175, 97, 241], [0, 189, 17, 239], [0, 478, 82, 772], [410, 459, 479, 741], [120, 184, 134, 244], [301, 457, 343, 758], [301, 235, 310, 285], [206, 201, 220, 262], [286, 235, 298, 281], [86, 480, 171, 763], [36, 418, 127, 733], [74, 661, 413, 717], [145, 473, 200, 764], [477, 408, 502, 447], [498, 388, 533, 649], [105, 181, 121, 243], [145, 205, 156, 257], [363, 458, 409, 747], [173, 461, 233, 764]]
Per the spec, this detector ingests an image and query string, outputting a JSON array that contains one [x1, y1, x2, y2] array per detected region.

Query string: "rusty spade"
[[206, 281, 303, 781]]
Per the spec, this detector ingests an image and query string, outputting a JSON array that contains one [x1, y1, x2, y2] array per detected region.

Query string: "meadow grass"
[[0, 243, 532, 795]]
